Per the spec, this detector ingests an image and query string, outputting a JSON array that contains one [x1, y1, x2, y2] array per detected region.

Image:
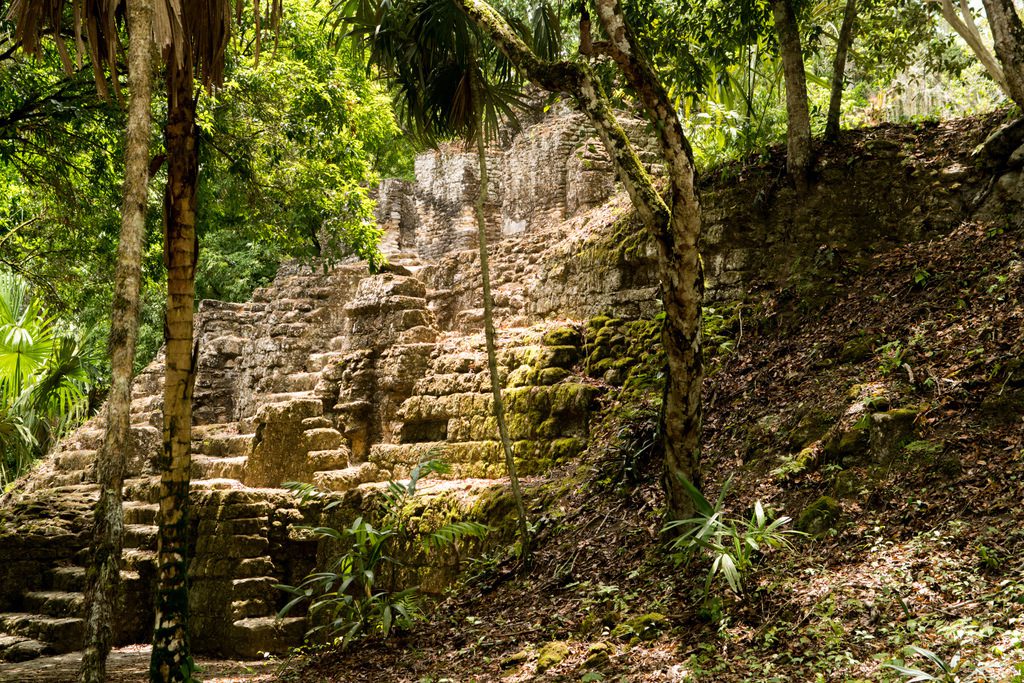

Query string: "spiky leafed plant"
[[333, 0, 564, 554], [0, 272, 100, 488]]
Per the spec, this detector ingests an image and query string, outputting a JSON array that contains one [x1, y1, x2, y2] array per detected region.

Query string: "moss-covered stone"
[[506, 365, 537, 387], [537, 367, 571, 385], [788, 407, 836, 450], [539, 345, 580, 369], [868, 407, 920, 464], [536, 640, 570, 672], [610, 612, 668, 641], [797, 496, 842, 536], [583, 641, 611, 668], [542, 326, 583, 347], [903, 439, 944, 460], [823, 424, 869, 464], [840, 334, 881, 363], [500, 649, 529, 669]]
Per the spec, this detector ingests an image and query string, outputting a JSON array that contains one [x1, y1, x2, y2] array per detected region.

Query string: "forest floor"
[[276, 209, 1024, 681], [0, 645, 278, 682]]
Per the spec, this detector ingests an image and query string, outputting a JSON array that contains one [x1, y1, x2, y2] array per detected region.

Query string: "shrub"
[[278, 458, 490, 647]]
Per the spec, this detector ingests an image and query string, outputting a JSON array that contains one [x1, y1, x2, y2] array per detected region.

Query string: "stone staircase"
[[0, 109, 671, 663]]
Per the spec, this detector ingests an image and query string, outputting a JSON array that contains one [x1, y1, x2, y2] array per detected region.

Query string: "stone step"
[[191, 455, 248, 481], [124, 501, 159, 526], [52, 449, 96, 472], [64, 427, 105, 451], [124, 524, 158, 551], [258, 392, 318, 408], [312, 463, 382, 492], [190, 478, 245, 491], [273, 372, 321, 392], [0, 632, 51, 663], [130, 394, 163, 414], [22, 591, 84, 618], [0, 613, 83, 653], [193, 433, 253, 458], [301, 416, 333, 430], [229, 597, 274, 621], [47, 566, 145, 593], [302, 428, 344, 451], [307, 351, 347, 372], [48, 567, 86, 593], [307, 449, 350, 471], [122, 548, 156, 571], [124, 476, 160, 504], [228, 616, 305, 658], [47, 471, 92, 487]]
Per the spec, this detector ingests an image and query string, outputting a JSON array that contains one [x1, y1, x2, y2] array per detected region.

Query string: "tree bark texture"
[[825, 0, 857, 142], [454, 0, 704, 519], [936, 0, 1009, 96], [473, 122, 531, 552], [81, 0, 154, 680], [982, 0, 1024, 109], [772, 0, 812, 189], [150, 55, 199, 683]]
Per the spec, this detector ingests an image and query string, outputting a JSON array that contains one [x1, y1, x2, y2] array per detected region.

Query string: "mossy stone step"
[[228, 616, 305, 658], [0, 613, 83, 652], [0, 632, 50, 662], [22, 591, 84, 618]]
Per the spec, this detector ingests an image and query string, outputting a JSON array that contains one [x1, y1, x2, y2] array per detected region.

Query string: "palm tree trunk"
[[150, 57, 199, 683], [772, 0, 812, 190], [982, 0, 1024, 109], [825, 0, 857, 142], [80, 1, 154, 680], [473, 122, 530, 553]]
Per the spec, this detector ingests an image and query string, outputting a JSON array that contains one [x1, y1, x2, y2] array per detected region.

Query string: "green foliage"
[[663, 476, 803, 596], [885, 646, 963, 682], [0, 272, 102, 486], [278, 458, 491, 647]]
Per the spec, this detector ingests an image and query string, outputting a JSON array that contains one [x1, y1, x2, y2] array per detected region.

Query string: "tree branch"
[[453, 0, 670, 230]]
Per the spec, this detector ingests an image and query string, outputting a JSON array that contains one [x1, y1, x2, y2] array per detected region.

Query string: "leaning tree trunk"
[[982, 0, 1024, 109], [825, 0, 857, 142], [150, 57, 199, 683], [453, 0, 705, 519], [80, 0, 154, 680], [473, 121, 530, 554], [772, 0, 812, 189]]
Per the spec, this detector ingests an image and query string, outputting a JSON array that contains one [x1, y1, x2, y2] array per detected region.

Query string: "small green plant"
[[277, 458, 491, 647], [877, 340, 907, 376], [662, 476, 803, 596], [884, 645, 963, 682]]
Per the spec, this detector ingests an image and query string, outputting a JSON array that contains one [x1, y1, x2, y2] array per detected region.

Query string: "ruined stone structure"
[[0, 110, 986, 664]]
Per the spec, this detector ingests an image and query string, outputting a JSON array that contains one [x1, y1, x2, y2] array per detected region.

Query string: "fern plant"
[[662, 475, 803, 596], [278, 457, 491, 647]]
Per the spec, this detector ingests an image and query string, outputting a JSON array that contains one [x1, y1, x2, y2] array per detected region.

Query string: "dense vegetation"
[[0, 0, 1022, 680]]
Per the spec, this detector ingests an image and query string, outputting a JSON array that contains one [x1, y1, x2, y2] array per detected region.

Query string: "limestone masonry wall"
[[0, 109, 991, 662]]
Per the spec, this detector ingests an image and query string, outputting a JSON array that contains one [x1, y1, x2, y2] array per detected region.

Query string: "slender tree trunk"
[[80, 1, 153, 680], [150, 57, 199, 683], [825, 0, 857, 142], [473, 122, 530, 553], [772, 0, 812, 189], [982, 0, 1024, 109]]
